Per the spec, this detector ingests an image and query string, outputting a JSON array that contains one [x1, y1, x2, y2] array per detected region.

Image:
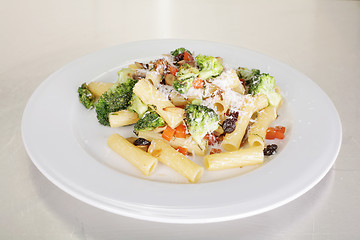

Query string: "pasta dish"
[[77, 48, 286, 183]]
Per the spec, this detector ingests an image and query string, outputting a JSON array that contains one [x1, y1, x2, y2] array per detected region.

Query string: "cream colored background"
[[1, 0, 359, 239]]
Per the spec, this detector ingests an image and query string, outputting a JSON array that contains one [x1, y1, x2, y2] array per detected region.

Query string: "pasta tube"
[[109, 110, 139, 128], [169, 91, 188, 106], [145, 71, 162, 86], [204, 146, 264, 171], [148, 139, 204, 183], [232, 85, 245, 94], [248, 106, 277, 147], [253, 94, 269, 112], [213, 98, 229, 119], [133, 79, 183, 128], [107, 134, 158, 176], [87, 81, 114, 98]]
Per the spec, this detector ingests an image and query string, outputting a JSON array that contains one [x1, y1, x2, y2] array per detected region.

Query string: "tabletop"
[[1, 0, 359, 239]]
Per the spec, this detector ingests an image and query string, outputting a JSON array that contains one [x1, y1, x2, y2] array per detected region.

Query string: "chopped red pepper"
[[266, 126, 286, 140], [193, 78, 205, 88], [176, 147, 188, 156], [275, 126, 286, 133], [162, 126, 175, 141], [210, 148, 221, 155], [183, 51, 194, 62], [275, 131, 285, 139], [175, 124, 186, 138], [265, 127, 277, 140], [169, 65, 178, 76], [204, 133, 218, 146]]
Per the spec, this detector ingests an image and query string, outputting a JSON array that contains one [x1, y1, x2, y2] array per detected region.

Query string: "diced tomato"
[[175, 124, 186, 138], [162, 126, 175, 141], [183, 51, 194, 62], [210, 148, 221, 155], [176, 147, 188, 156], [265, 127, 276, 140], [275, 126, 285, 133], [275, 131, 285, 139], [193, 78, 205, 88], [266, 126, 286, 140], [169, 65, 178, 76], [205, 133, 218, 146]]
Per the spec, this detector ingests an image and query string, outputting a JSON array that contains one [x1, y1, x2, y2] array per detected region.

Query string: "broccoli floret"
[[247, 73, 282, 108], [117, 68, 134, 83], [185, 104, 220, 146], [237, 67, 260, 84], [173, 63, 199, 94], [134, 110, 165, 132], [78, 83, 96, 109], [95, 69, 137, 126], [128, 94, 148, 118], [177, 64, 199, 81], [195, 55, 223, 80], [173, 80, 192, 94], [170, 47, 191, 56]]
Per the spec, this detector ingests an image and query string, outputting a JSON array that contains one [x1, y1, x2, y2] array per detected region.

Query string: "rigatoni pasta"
[[248, 106, 277, 147], [169, 91, 188, 106], [204, 146, 264, 170], [109, 110, 139, 128], [107, 134, 158, 176], [148, 139, 204, 183], [145, 71, 162, 86], [87, 81, 114, 98]]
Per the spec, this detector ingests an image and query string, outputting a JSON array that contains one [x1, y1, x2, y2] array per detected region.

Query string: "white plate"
[[22, 39, 342, 223]]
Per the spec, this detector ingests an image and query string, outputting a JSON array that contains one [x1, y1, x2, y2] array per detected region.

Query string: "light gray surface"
[[1, 0, 359, 239]]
